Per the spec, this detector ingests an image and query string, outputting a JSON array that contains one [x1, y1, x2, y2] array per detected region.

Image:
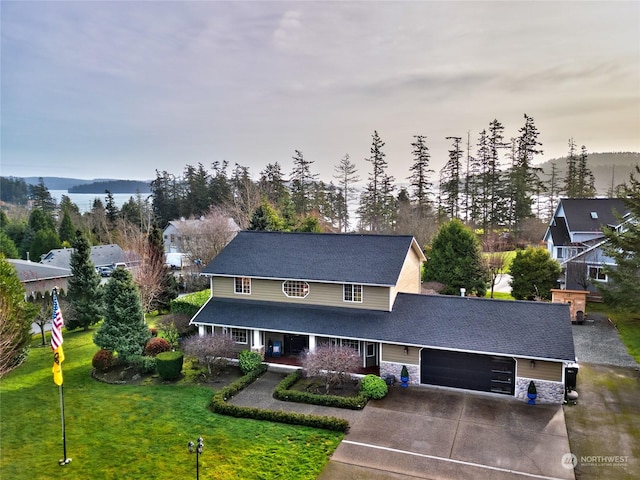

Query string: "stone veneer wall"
[[516, 377, 565, 404], [380, 362, 419, 385]]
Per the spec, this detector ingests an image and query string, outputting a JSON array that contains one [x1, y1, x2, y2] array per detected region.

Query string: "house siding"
[[391, 245, 423, 304], [381, 344, 419, 365], [213, 276, 391, 311], [515, 358, 562, 382]]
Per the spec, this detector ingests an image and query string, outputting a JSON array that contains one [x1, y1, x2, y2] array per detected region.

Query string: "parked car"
[[98, 266, 113, 277]]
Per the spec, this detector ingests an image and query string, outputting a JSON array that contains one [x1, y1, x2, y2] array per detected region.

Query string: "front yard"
[[0, 327, 342, 479]]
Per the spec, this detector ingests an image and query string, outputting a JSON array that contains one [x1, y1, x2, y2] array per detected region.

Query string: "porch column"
[[198, 324, 206, 336], [252, 329, 264, 356], [308, 335, 317, 352]]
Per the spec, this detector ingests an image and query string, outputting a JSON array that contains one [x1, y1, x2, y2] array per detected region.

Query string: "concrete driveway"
[[319, 384, 575, 480]]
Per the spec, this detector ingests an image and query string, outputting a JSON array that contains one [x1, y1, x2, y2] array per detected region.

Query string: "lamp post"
[[188, 437, 203, 480]]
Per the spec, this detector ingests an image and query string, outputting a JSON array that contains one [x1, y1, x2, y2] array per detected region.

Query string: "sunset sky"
[[2, 1, 639, 183]]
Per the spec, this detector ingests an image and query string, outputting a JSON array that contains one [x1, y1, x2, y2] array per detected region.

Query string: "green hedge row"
[[209, 366, 350, 433], [273, 369, 368, 410], [170, 290, 210, 316]]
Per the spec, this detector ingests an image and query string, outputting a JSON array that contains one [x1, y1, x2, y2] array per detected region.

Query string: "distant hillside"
[[20, 177, 97, 190], [536, 152, 639, 194], [69, 180, 152, 194]]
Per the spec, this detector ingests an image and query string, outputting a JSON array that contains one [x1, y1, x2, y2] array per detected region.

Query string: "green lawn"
[[0, 329, 342, 479]]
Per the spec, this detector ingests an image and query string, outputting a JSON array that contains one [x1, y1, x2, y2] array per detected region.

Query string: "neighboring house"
[[40, 244, 129, 270], [163, 217, 240, 254], [7, 259, 71, 296], [544, 198, 630, 292], [191, 231, 576, 404]]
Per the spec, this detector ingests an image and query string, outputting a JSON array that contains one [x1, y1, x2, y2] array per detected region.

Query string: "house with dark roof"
[[7, 259, 72, 296], [40, 244, 131, 270], [191, 231, 576, 403], [544, 198, 630, 292]]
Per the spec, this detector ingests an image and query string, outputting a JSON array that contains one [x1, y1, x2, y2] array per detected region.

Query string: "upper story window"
[[282, 280, 309, 298], [588, 266, 607, 282], [343, 284, 363, 303], [234, 277, 251, 295]]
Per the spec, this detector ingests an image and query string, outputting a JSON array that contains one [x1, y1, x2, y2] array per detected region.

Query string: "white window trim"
[[282, 280, 310, 298], [230, 328, 248, 344], [587, 265, 608, 282], [343, 283, 363, 303], [234, 276, 251, 295]]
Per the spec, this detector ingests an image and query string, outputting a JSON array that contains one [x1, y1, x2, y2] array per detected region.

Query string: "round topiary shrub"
[[156, 351, 184, 380], [360, 374, 388, 400], [238, 350, 263, 374], [144, 337, 171, 357], [92, 349, 115, 372]]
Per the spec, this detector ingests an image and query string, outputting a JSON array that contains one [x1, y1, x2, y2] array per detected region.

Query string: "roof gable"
[[202, 231, 425, 286], [560, 198, 628, 233]]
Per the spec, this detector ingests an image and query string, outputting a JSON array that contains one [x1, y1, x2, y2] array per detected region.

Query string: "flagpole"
[[58, 383, 70, 465]]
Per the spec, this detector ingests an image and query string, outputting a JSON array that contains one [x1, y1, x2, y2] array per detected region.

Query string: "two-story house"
[[190, 231, 576, 403], [544, 198, 630, 293]]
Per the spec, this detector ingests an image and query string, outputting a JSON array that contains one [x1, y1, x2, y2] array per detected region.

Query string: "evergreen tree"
[[29, 178, 56, 213], [599, 166, 640, 310], [94, 267, 151, 361], [486, 119, 510, 234], [290, 150, 318, 216], [509, 246, 561, 300], [147, 226, 179, 313], [247, 201, 286, 231], [510, 114, 543, 237], [0, 256, 38, 377], [183, 163, 211, 218], [439, 137, 463, 220], [105, 190, 120, 226], [545, 162, 562, 220], [66, 231, 103, 330], [423, 219, 487, 296], [408, 135, 434, 214], [576, 145, 596, 198], [358, 131, 394, 232], [564, 138, 579, 198], [29, 229, 61, 261], [58, 208, 75, 244], [151, 170, 182, 228], [259, 162, 288, 207], [333, 154, 360, 232], [0, 231, 19, 258]]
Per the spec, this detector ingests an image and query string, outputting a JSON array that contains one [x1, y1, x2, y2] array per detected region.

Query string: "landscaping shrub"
[[144, 337, 171, 357], [238, 350, 263, 374], [156, 351, 184, 380], [130, 355, 157, 374], [92, 349, 115, 372], [360, 374, 388, 399], [209, 365, 349, 433], [273, 369, 368, 410]]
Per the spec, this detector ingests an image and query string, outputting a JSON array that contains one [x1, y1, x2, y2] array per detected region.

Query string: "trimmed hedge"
[[170, 290, 210, 317], [273, 369, 368, 410], [156, 351, 184, 380], [360, 374, 388, 399], [209, 365, 350, 433]]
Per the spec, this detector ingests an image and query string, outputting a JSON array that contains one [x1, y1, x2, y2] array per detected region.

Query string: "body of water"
[[50, 190, 152, 214]]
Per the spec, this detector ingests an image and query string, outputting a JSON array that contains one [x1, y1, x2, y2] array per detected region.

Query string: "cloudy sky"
[[2, 1, 639, 184]]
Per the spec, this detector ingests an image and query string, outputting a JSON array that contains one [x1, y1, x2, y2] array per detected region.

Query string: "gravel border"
[[572, 312, 639, 368]]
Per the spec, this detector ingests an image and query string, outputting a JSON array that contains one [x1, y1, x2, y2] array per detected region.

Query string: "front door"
[[365, 342, 378, 367], [284, 334, 308, 356]]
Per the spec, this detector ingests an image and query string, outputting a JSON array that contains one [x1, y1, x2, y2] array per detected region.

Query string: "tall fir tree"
[[509, 114, 543, 237], [576, 145, 596, 198], [333, 154, 360, 232], [290, 150, 318, 216], [358, 131, 394, 232], [408, 135, 434, 215], [94, 267, 150, 360], [66, 230, 103, 330], [439, 136, 463, 220], [30, 178, 56, 213], [599, 166, 640, 310], [564, 138, 579, 198]]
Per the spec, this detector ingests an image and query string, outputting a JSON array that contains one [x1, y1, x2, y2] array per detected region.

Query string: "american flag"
[[51, 291, 64, 351]]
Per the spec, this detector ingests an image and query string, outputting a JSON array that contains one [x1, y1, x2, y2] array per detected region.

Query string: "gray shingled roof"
[[7, 259, 71, 282], [561, 198, 628, 233], [201, 231, 422, 286], [192, 293, 575, 362], [40, 244, 127, 269]]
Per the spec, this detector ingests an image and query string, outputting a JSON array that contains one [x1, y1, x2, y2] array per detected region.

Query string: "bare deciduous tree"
[[177, 207, 238, 268], [301, 345, 361, 394], [181, 334, 236, 376]]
